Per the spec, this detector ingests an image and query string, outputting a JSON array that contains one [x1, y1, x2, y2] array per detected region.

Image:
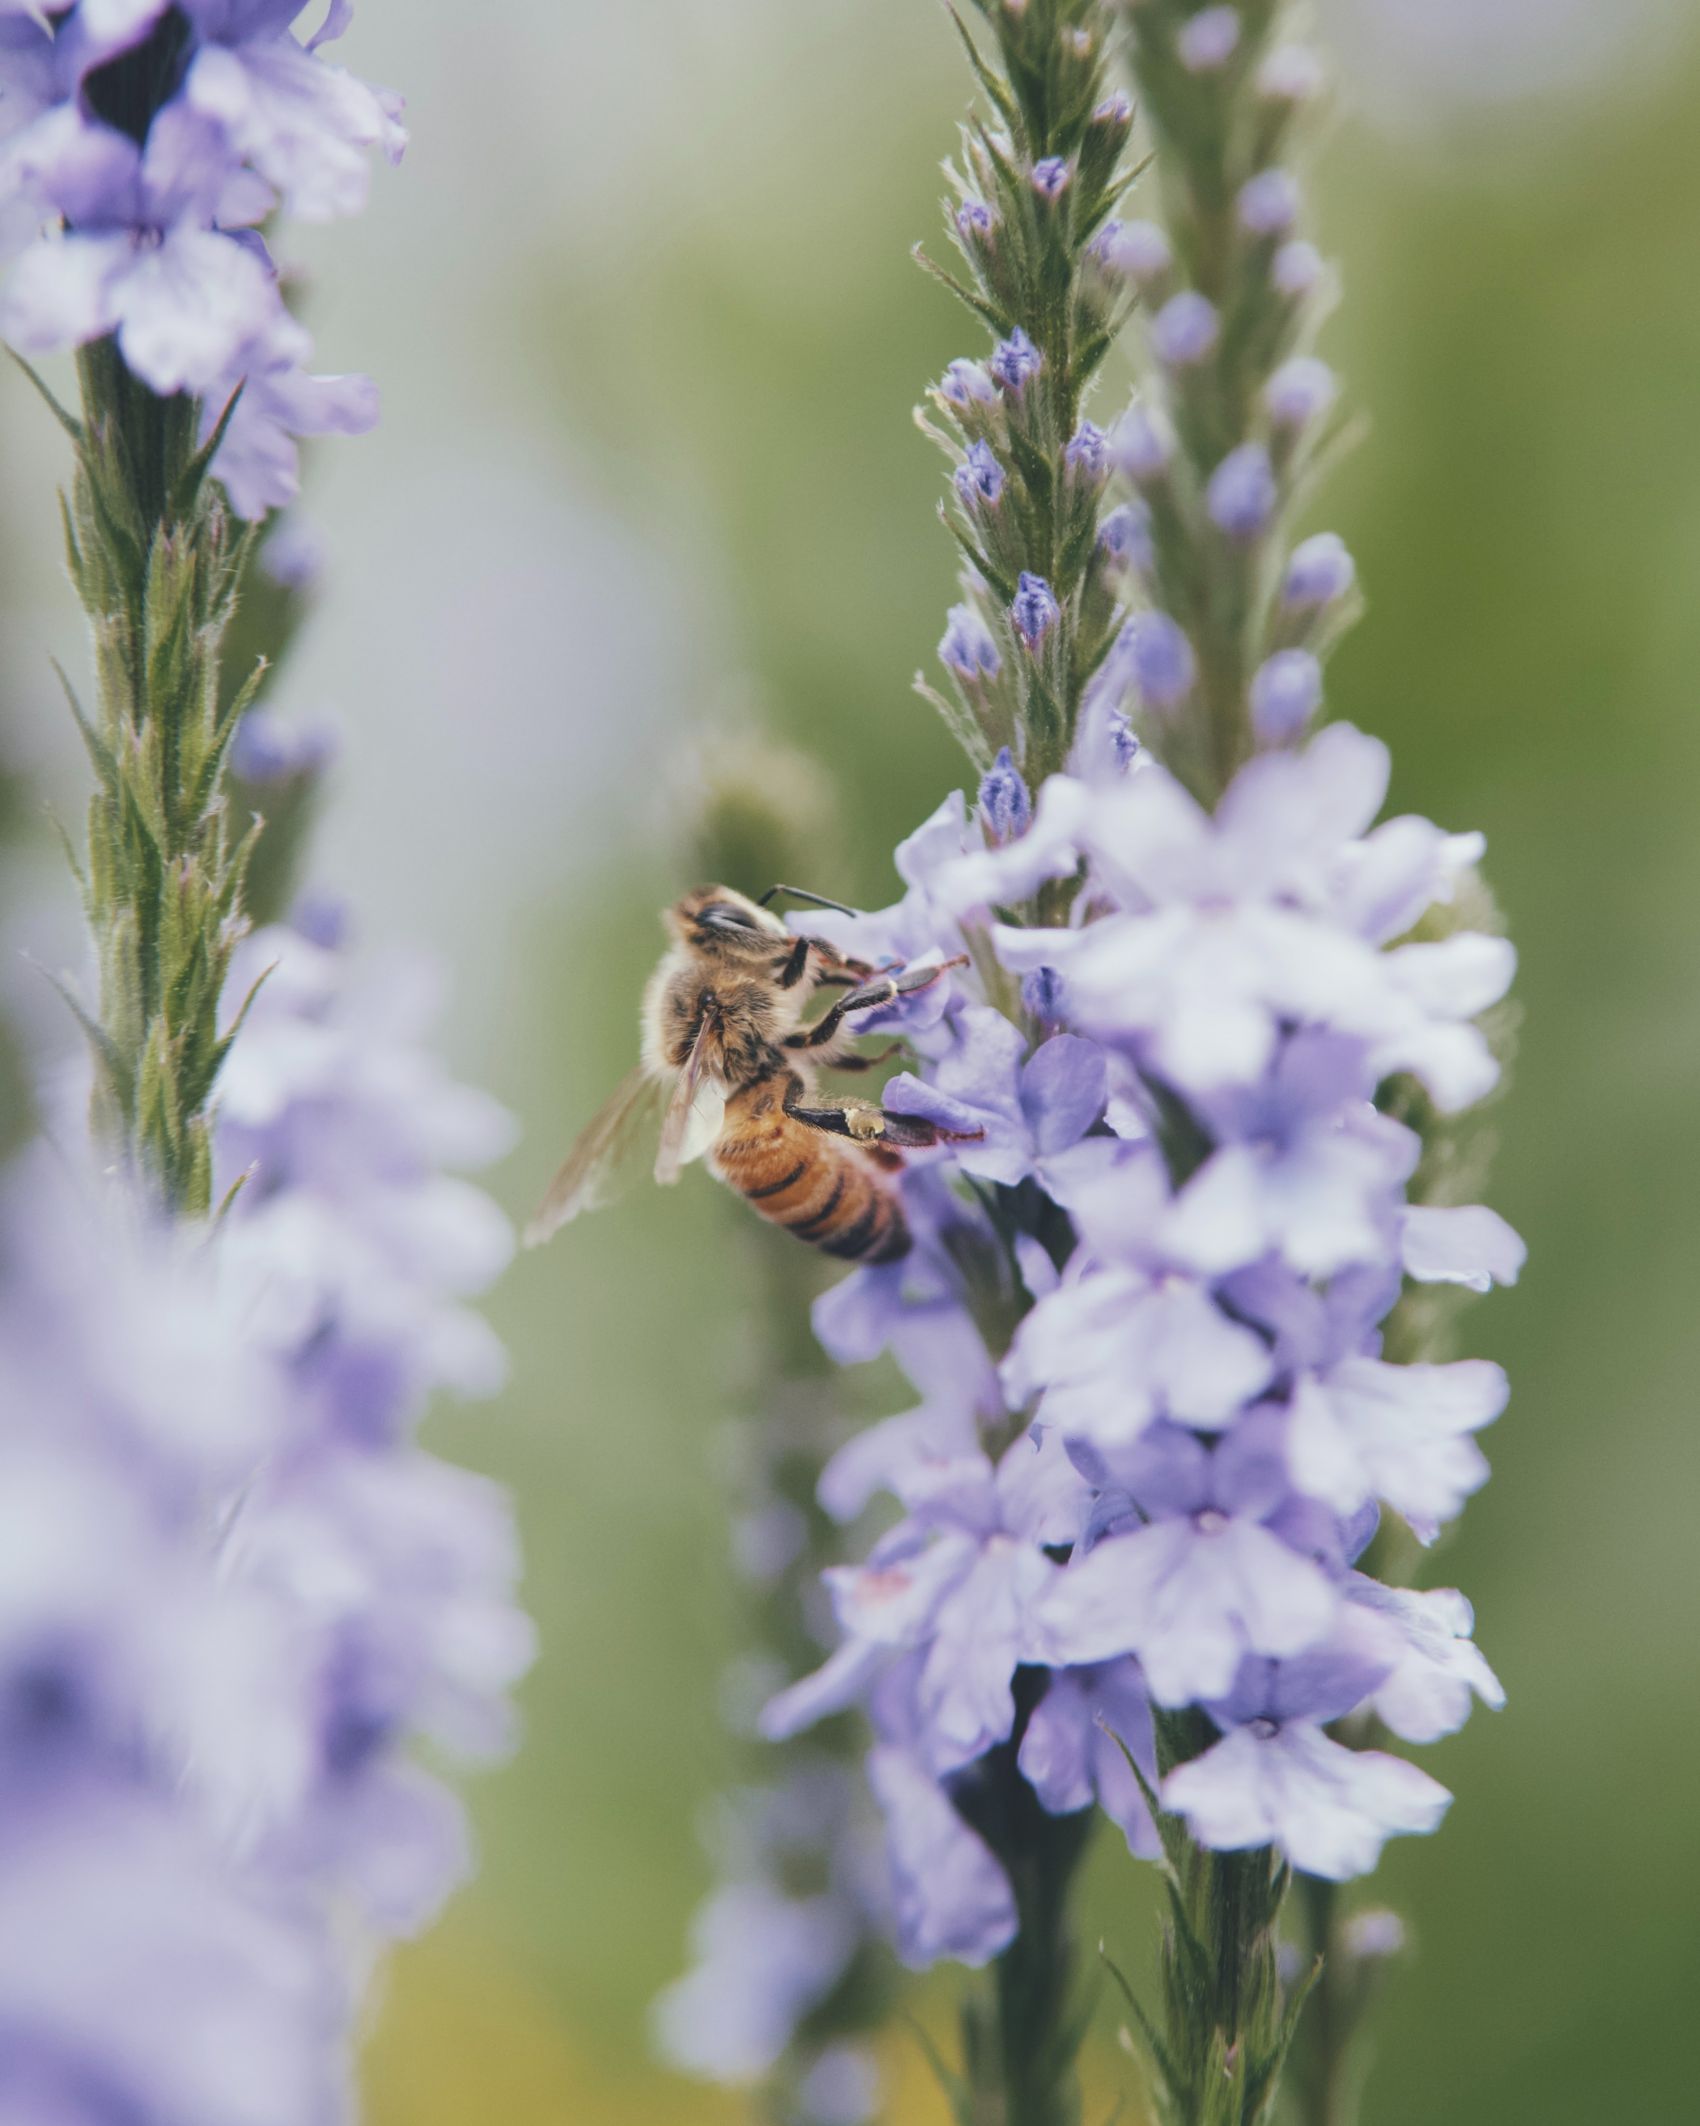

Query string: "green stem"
[[64, 339, 257, 1216], [957, 1678, 1094, 2126]]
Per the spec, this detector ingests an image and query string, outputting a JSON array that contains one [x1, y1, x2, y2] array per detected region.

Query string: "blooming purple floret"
[[1207, 442, 1278, 540], [1011, 572, 1060, 649], [941, 357, 997, 408], [1064, 420, 1108, 483], [764, 714, 1517, 1940], [954, 439, 1007, 511], [1090, 217, 1173, 287], [956, 197, 998, 244], [0, 0, 402, 514], [990, 325, 1043, 393], [1097, 501, 1154, 578]]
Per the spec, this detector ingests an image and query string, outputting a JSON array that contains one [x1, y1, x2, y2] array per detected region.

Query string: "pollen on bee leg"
[[847, 1107, 885, 1140]]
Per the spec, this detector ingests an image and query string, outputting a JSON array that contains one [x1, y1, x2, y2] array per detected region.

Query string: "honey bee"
[[524, 885, 976, 1264]]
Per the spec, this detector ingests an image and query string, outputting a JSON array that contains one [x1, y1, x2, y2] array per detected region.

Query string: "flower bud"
[[1022, 965, 1065, 1028], [940, 358, 998, 410], [1266, 355, 1337, 432], [1097, 501, 1154, 578], [1128, 611, 1196, 710], [1089, 217, 1172, 292], [1283, 531, 1356, 609], [1178, 5, 1241, 72], [979, 747, 1033, 843], [990, 325, 1043, 394], [229, 708, 335, 786], [1031, 156, 1071, 203], [1011, 572, 1060, 649], [1273, 239, 1324, 298], [956, 197, 998, 245], [939, 602, 1001, 682], [1111, 401, 1175, 483], [1237, 168, 1300, 239], [1152, 290, 1219, 368], [1206, 443, 1277, 541], [953, 439, 1006, 511], [1250, 648, 1322, 741], [1065, 420, 1109, 488], [1258, 43, 1325, 108]]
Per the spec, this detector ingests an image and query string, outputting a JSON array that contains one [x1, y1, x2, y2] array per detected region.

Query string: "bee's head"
[[667, 885, 789, 947]]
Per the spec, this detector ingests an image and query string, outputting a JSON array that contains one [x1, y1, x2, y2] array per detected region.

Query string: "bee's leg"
[[772, 935, 814, 990], [785, 1090, 983, 1150], [783, 955, 969, 1053]]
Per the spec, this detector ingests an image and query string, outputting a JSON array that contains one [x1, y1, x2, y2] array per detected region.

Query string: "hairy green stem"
[[56, 338, 259, 1215]]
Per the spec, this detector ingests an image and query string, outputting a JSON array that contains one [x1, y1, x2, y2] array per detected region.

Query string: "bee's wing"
[[654, 1016, 725, 1186], [524, 1065, 667, 1246]]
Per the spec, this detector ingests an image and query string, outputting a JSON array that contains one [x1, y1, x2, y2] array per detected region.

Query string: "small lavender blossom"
[[1127, 610, 1197, 710], [954, 439, 1007, 511], [1011, 571, 1060, 650], [1031, 155, 1071, 202], [1238, 168, 1301, 237], [1266, 354, 1338, 432], [1206, 442, 1278, 541], [957, 197, 998, 244], [229, 706, 334, 785], [1273, 238, 1325, 297], [1152, 289, 1220, 368], [1250, 649, 1323, 743], [989, 325, 1042, 394], [979, 748, 1033, 844], [1177, 5, 1243, 72], [1284, 530, 1357, 608], [939, 602, 1002, 683]]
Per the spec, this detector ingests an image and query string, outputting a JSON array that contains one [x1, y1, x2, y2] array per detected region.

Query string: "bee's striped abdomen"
[[711, 1098, 909, 1263]]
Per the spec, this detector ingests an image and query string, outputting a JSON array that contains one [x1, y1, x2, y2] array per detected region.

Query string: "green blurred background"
[[5, 3, 1700, 2119]]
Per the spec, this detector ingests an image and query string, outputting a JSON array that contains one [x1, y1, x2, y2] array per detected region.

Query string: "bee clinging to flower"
[[525, 886, 976, 1262]]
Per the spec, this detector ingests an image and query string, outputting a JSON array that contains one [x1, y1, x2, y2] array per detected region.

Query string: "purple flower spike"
[[990, 326, 1043, 393], [1207, 443, 1278, 541], [1284, 532, 1356, 608], [1128, 611, 1197, 710], [1238, 168, 1301, 237], [1152, 290, 1220, 368], [939, 602, 1001, 683], [980, 748, 1033, 844], [1031, 156, 1071, 202], [1011, 572, 1060, 649], [954, 440, 1006, 511], [1178, 6, 1242, 72], [1251, 650, 1323, 743]]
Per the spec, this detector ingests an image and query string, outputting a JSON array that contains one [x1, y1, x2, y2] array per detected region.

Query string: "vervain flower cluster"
[[764, 721, 1519, 1963], [0, 900, 530, 2115], [0, 0, 402, 514]]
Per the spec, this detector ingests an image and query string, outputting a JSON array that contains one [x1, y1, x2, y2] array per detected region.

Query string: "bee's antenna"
[[758, 883, 860, 919]]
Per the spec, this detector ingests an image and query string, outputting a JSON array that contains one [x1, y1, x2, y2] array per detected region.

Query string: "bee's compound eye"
[[696, 901, 758, 933]]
